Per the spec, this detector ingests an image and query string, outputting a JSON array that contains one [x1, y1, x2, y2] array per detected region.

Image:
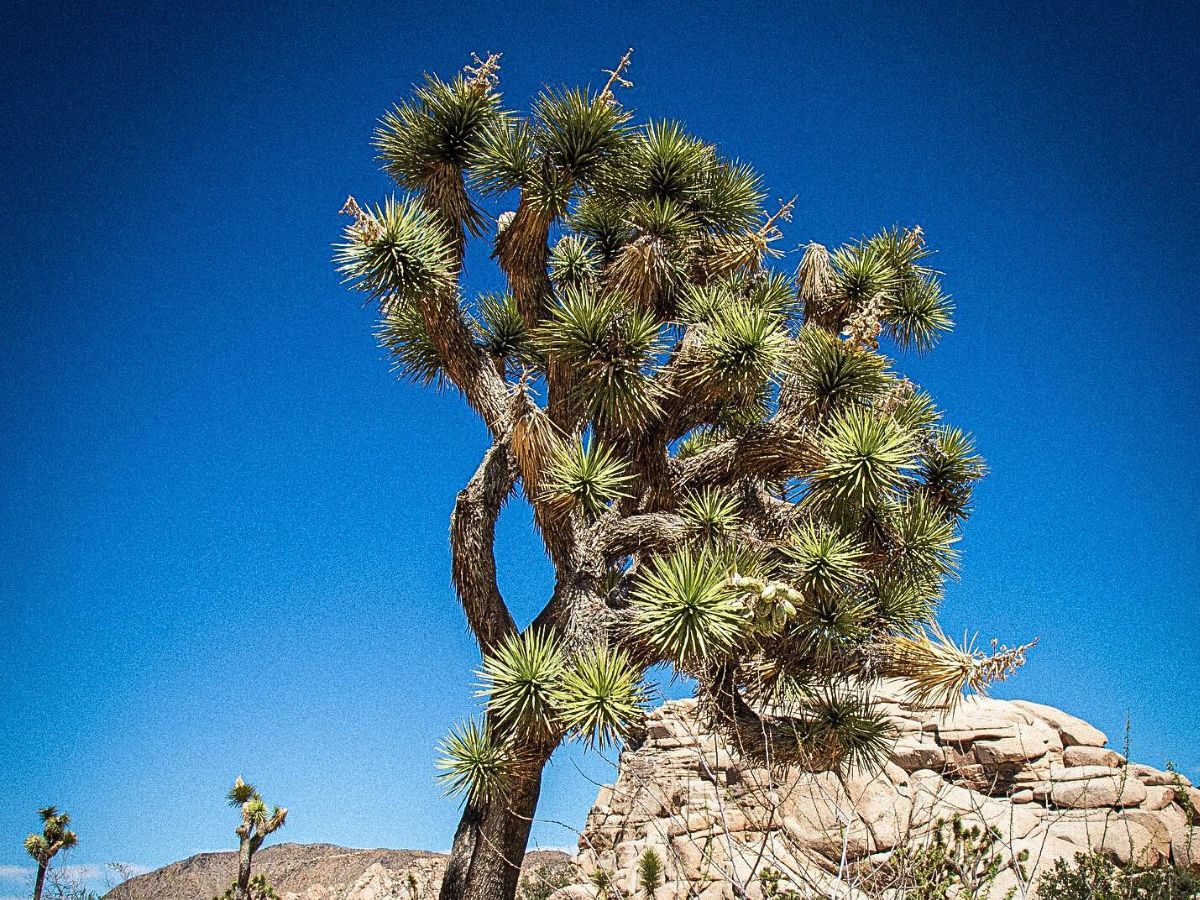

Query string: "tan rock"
[[1122, 810, 1173, 864], [840, 770, 914, 851], [1063, 745, 1125, 768], [1012, 700, 1108, 748], [1050, 776, 1148, 809], [1144, 785, 1178, 811], [1050, 765, 1125, 781], [1172, 825, 1200, 868], [936, 697, 1030, 743], [891, 735, 944, 772], [974, 733, 1052, 766], [1013, 833, 1082, 879], [572, 695, 1192, 898], [1129, 763, 1192, 787], [778, 772, 873, 861], [1051, 816, 1161, 866]]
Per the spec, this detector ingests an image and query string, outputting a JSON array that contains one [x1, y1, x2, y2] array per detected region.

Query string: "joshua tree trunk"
[[438, 751, 550, 900], [32, 863, 46, 900], [235, 837, 253, 900]]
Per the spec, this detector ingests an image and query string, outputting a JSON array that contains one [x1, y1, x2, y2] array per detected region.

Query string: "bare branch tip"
[[599, 48, 635, 102], [465, 52, 503, 92]]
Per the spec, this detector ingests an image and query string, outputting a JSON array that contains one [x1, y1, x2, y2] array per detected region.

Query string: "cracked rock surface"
[[572, 685, 1199, 899]]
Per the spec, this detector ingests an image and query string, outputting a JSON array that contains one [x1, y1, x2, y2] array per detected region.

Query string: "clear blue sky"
[[2, 0, 1198, 885]]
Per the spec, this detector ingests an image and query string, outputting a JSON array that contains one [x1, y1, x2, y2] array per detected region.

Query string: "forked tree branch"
[[416, 288, 514, 435], [597, 512, 688, 563], [673, 421, 820, 490], [450, 441, 519, 652]]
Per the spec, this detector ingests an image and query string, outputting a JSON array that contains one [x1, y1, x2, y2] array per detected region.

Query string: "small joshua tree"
[[335, 50, 1033, 900], [220, 778, 286, 900], [24, 806, 78, 900], [636, 850, 664, 900]]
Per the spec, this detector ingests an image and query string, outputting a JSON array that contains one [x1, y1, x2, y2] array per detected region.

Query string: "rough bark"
[[673, 421, 819, 490], [438, 751, 551, 900], [236, 837, 252, 900], [450, 443, 519, 653], [32, 863, 46, 900]]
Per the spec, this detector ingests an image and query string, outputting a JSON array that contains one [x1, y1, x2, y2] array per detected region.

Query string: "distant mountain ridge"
[[104, 842, 572, 900]]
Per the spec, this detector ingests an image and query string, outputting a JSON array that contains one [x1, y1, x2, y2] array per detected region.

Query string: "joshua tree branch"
[[673, 422, 819, 490], [450, 440, 520, 652], [598, 512, 688, 562], [416, 288, 514, 436]]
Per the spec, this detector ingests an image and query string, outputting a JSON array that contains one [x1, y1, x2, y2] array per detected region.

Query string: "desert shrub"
[[1035, 853, 1200, 900], [518, 861, 581, 900], [870, 816, 1025, 899], [213, 873, 280, 900]]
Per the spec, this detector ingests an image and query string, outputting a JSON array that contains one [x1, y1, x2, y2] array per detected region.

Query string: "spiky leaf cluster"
[[436, 719, 518, 803], [24, 806, 77, 867], [534, 287, 664, 427], [375, 72, 505, 241], [440, 633, 648, 801], [226, 777, 287, 840], [631, 550, 746, 663], [542, 439, 635, 516], [556, 644, 647, 749], [335, 196, 455, 306]]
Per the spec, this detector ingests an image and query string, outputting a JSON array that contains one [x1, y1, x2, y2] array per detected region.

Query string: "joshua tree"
[[24, 806, 77, 900], [335, 51, 1032, 900], [222, 778, 286, 900], [636, 850, 663, 900]]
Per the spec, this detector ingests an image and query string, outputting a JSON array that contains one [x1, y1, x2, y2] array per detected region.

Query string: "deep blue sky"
[[2, 0, 1198, 885]]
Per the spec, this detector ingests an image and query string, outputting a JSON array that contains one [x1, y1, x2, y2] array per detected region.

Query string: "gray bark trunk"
[[32, 863, 46, 900], [235, 838, 252, 899], [437, 751, 550, 900]]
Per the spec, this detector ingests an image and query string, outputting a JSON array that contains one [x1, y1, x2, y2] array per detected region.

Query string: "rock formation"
[[104, 843, 572, 900], [573, 685, 1199, 899]]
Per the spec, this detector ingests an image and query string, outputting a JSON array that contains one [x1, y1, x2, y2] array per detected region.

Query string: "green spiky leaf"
[[919, 426, 986, 519], [631, 549, 744, 663], [678, 487, 740, 544], [535, 288, 664, 427], [376, 301, 448, 387], [533, 87, 630, 185], [436, 719, 517, 804], [833, 241, 902, 307], [779, 523, 866, 594], [789, 326, 891, 413], [549, 234, 600, 288], [477, 292, 527, 359], [374, 73, 503, 238], [686, 303, 790, 401], [786, 690, 893, 771], [477, 629, 566, 737], [888, 494, 961, 580], [809, 406, 916, 509], [542, 439, 635, 517], [885, 276, 954, 353], [335, 196, 456, 305], [557, 644, 646, 748]]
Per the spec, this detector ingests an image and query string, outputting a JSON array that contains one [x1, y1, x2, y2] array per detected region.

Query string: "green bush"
[[517, 861, 580, 900], [1035, 853, 1200, 900], [212, 873, 280, 900], [870, 815, 1026, 899]]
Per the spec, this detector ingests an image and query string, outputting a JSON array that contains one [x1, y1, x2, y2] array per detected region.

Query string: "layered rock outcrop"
[[574, 686, 1199, 898]]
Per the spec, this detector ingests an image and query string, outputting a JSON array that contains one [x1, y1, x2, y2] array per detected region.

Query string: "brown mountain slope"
[[104, 842, 572, 900]]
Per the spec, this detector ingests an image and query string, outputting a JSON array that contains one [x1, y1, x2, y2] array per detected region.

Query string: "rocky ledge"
[[573, 685, 1199, 899]]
